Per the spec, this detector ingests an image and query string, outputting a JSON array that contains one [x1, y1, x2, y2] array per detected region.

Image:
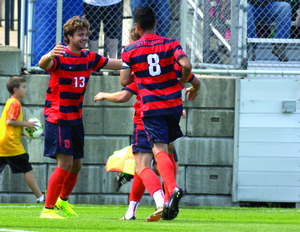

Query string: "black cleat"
[[161, 200, 170, 220], [168, 187, 183, 220], [114, 172, 134, 191]]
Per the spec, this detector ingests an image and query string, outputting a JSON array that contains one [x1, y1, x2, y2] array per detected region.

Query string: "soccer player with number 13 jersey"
[[38, 16, 122, 219], [120, 6, 192, 220]]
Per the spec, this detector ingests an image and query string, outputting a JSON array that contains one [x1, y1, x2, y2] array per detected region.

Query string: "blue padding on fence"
[[31, 0, 83, 66]]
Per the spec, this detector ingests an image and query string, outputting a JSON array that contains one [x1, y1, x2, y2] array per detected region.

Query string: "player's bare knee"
[[58, 162, 72, 172], [70, 163, 82, 173]]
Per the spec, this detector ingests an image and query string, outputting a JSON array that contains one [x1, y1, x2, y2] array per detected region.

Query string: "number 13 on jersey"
[[73, 76, 86, 88]]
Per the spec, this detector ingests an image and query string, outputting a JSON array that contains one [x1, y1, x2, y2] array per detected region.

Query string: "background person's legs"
[[151, 0, 170, 37], [105, 37, 118, 59], [265, 2, 291, 39], [265, 2, 291, 61], [247, 3, 260, 38]]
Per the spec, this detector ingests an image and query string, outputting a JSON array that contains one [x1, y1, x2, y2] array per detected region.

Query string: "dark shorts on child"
[[142, 112, 183, 148], [44, 121, 84, 159], [0, 153, 33, 174], [132, 123, 153, 154]]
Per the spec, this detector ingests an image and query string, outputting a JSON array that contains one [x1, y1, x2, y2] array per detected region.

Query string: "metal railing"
[[10, 0, 300, 77]]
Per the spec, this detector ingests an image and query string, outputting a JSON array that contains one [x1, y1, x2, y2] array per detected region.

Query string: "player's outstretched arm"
[[94, 90, 133, 103], [38, 41, 65, 70], [185, 77, 201, 101], [103, 59, 122, 70]]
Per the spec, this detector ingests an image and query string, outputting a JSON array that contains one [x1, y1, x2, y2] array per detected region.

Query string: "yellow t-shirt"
[[0, 97, 26, 156]]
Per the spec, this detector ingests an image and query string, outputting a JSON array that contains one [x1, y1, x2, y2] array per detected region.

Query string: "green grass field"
[[0, 204, 300, 232]]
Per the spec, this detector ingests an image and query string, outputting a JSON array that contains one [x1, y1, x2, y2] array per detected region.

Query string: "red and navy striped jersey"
[[122, 71, 195, 131], [122, 82, 144, 130], [121, 34, 187, 117], [45, 48, 108, 126], [174, 62, 195, 82]]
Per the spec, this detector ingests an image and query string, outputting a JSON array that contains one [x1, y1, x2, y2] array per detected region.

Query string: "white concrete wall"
[[233, 79, 300, 202], [0, 74, 237, 207]]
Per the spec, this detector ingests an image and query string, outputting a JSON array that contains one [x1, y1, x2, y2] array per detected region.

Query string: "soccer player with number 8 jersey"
[[120, 6, 192, 220], [38, 16, 122, 219]]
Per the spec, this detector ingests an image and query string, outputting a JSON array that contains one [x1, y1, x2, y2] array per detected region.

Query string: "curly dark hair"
[[63, 16, 91, 45]]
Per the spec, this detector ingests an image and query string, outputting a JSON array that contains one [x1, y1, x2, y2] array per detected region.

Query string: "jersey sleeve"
[[45, 57, 60, 73], [122, 82, 139, 95], [93, 53, 109, 72], [173, 40, 187, 63], [174, 62, 194, 82], [188, 73, 195, 82], [121, 50, 131, 67], [7, 100, 20, 120]]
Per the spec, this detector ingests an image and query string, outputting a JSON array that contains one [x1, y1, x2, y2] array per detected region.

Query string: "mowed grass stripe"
[[0, 204, 299, 232]]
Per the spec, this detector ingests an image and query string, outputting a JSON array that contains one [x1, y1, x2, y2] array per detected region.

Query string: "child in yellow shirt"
[[0, 76, 45, 203]]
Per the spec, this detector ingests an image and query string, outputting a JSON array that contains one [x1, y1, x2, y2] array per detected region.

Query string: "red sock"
[[155, 151, 177, 195], [45, 167, 68, 209], [60, 172, 78, 200], [129, 173, 145, 202], [168, 153, 177, 177], [163, 180, 170, 203], [139, 168, 162, 196]]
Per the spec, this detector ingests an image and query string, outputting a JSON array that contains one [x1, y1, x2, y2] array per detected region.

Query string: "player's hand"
[[26, 121, 39, 130], [49, 41, 65, 57], [94, 92, 105, 102], [185, 86, 198, 101]]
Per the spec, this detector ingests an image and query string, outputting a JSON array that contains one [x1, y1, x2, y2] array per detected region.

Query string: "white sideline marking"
[[0, 205, 39, 208], [0, 229, 34, 232], [0, 205, 122, 209]]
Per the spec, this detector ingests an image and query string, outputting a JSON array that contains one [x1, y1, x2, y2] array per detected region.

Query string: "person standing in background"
[[84, 0, 122, 75], [130, 0, 170, 37], [247, 0, 291, 61], [0, 76, 45, 204]]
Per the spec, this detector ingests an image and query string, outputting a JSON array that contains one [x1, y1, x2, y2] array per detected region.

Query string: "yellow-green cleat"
[[55, 197, 78, 218], [40, 208, 65, 219]]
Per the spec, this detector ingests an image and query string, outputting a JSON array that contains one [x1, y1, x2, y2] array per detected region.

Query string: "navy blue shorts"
[[0, 153, 32, 174], [173, 146, 178, 162], [44, 121, 84, 159], [132, 123, 153, 154], [142, 112, 183, 148]]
